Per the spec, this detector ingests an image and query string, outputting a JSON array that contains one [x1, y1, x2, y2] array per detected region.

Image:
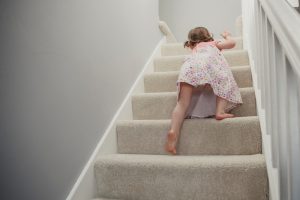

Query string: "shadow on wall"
[[0, 0, 161, 200]]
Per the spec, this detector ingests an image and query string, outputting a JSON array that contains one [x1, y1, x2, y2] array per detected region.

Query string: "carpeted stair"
[[93, 38, 268, 200], [131, 87, 257, 119], [144, 65, 253, 92], [161, 37, 244, 56], [154, 50, 249, 72], [92, 199, 119, 200]]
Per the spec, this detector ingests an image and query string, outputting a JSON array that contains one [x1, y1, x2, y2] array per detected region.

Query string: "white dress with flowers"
[[177, 40, 243, 118]]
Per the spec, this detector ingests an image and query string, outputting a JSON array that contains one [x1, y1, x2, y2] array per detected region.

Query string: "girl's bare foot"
[[215, 113, 234, 120], [165, 130, 178, 155]]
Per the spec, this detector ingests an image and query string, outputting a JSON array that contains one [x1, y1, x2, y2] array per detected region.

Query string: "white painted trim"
[[248, 49, 280, 200], [159, 21, 177, 43], [252, 70, 279, 200], [65, 37, 166, 200], [260, 0, 300, 77], [242, 3, 279, 198], [286, 0, 299, 7]]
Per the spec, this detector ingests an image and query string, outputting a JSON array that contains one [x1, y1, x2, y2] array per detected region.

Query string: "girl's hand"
[[216, 31, 236, 50], [221, 31, 231, 39]]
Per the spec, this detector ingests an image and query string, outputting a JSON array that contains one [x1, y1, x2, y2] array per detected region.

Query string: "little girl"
[[165, 27, 243, 155]]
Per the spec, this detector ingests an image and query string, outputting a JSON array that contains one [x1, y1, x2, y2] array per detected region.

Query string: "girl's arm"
[[215, 31, 236, 50]]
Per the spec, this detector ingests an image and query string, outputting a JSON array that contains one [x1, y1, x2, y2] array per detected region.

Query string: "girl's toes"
[[165, 143, 177, 155], [171, 148, 177, 155], [215, 113, 234, 120], [165, 131, 178, 155]]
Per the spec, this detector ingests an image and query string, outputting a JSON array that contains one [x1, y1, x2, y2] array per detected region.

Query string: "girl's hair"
[[184, 27, 214, 49]]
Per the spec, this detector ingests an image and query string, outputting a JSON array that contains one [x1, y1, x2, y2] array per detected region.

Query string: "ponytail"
[[184, 41, 190, 48], [184, 40, 198, 49]]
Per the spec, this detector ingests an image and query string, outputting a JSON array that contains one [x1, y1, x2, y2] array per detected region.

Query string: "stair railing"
[[242, 0, 300, 200]]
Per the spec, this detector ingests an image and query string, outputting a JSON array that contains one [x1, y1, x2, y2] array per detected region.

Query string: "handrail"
[[242, 0, 300, 200], [158, 21, 177, 43], [260, 0, 300, 77], [285, 0, 299, 8]]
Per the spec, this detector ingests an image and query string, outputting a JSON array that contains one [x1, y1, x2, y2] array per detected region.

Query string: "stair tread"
[[92, 199, 121, 200], [132, 87, 257, 119], [144, 65, 252, 92], [95, 153, 268, 200], [161, 37, 243, 56], [157, 49, 247, 58], [154, 50, 249, 72], [117, 116, 261, 155], [147, 65, 250, 75], [118, 115, 258, 123], [96, 153, 265, 167], [134, 87, 253, 97]]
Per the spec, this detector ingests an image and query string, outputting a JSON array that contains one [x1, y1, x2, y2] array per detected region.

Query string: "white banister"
[[260, 0, 300, 76], [242, 0, 300, 200], [268, 27, 279, 168], [286, 0, 299, 7], [286, 59, 300, 198]]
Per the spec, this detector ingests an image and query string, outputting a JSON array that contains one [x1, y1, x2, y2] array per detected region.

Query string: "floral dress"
[[177, 40, 243, 118]]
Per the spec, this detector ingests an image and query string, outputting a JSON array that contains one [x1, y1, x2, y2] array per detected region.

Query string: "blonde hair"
[[184, 27, 214, 49]]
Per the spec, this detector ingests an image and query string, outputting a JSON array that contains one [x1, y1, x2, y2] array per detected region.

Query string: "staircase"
[[92, 37, 269, 199]]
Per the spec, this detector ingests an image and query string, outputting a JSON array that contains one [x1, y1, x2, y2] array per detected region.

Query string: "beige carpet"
[[93, 40, 268, 199]]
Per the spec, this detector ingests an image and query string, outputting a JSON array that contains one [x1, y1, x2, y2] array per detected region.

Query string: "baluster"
[[268, 27, 279, 168], [276, 48, 290, 200], [264, 17, 272, 137], [266, 22, 279, 168], [249, 2, 255, 61], [254, 0, 260, 73], [260, 7, 266, 109], [257, 3, 263, 92], [286, 61, 300, 200]]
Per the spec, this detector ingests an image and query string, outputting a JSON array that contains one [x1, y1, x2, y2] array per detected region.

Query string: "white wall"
[[0, 0, 161, 200], [159, 0, 241, 41]]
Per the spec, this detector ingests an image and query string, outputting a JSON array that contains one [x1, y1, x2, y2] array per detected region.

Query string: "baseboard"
[[66, 37, 166, 200]]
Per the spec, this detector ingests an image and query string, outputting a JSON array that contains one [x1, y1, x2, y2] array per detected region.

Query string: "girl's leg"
[[215, 96, 234, 120], [166, 83, 193, 154]]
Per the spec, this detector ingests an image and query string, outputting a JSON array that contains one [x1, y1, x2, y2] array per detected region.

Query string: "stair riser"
[[132, 88, 256, 120], [117, 117, 261, 155], [161, 37, 243, 56], [144, 66, 252, 93], [154, 51, 249, 72]]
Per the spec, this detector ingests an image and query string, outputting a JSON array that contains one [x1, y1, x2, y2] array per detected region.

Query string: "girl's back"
[[177, 28, 242, 118]]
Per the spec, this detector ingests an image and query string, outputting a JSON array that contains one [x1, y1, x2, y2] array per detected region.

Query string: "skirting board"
[[66, 37, 166, 200]]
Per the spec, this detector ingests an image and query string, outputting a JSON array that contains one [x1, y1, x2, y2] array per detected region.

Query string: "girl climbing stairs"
[[92, 36, 269, 200]]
